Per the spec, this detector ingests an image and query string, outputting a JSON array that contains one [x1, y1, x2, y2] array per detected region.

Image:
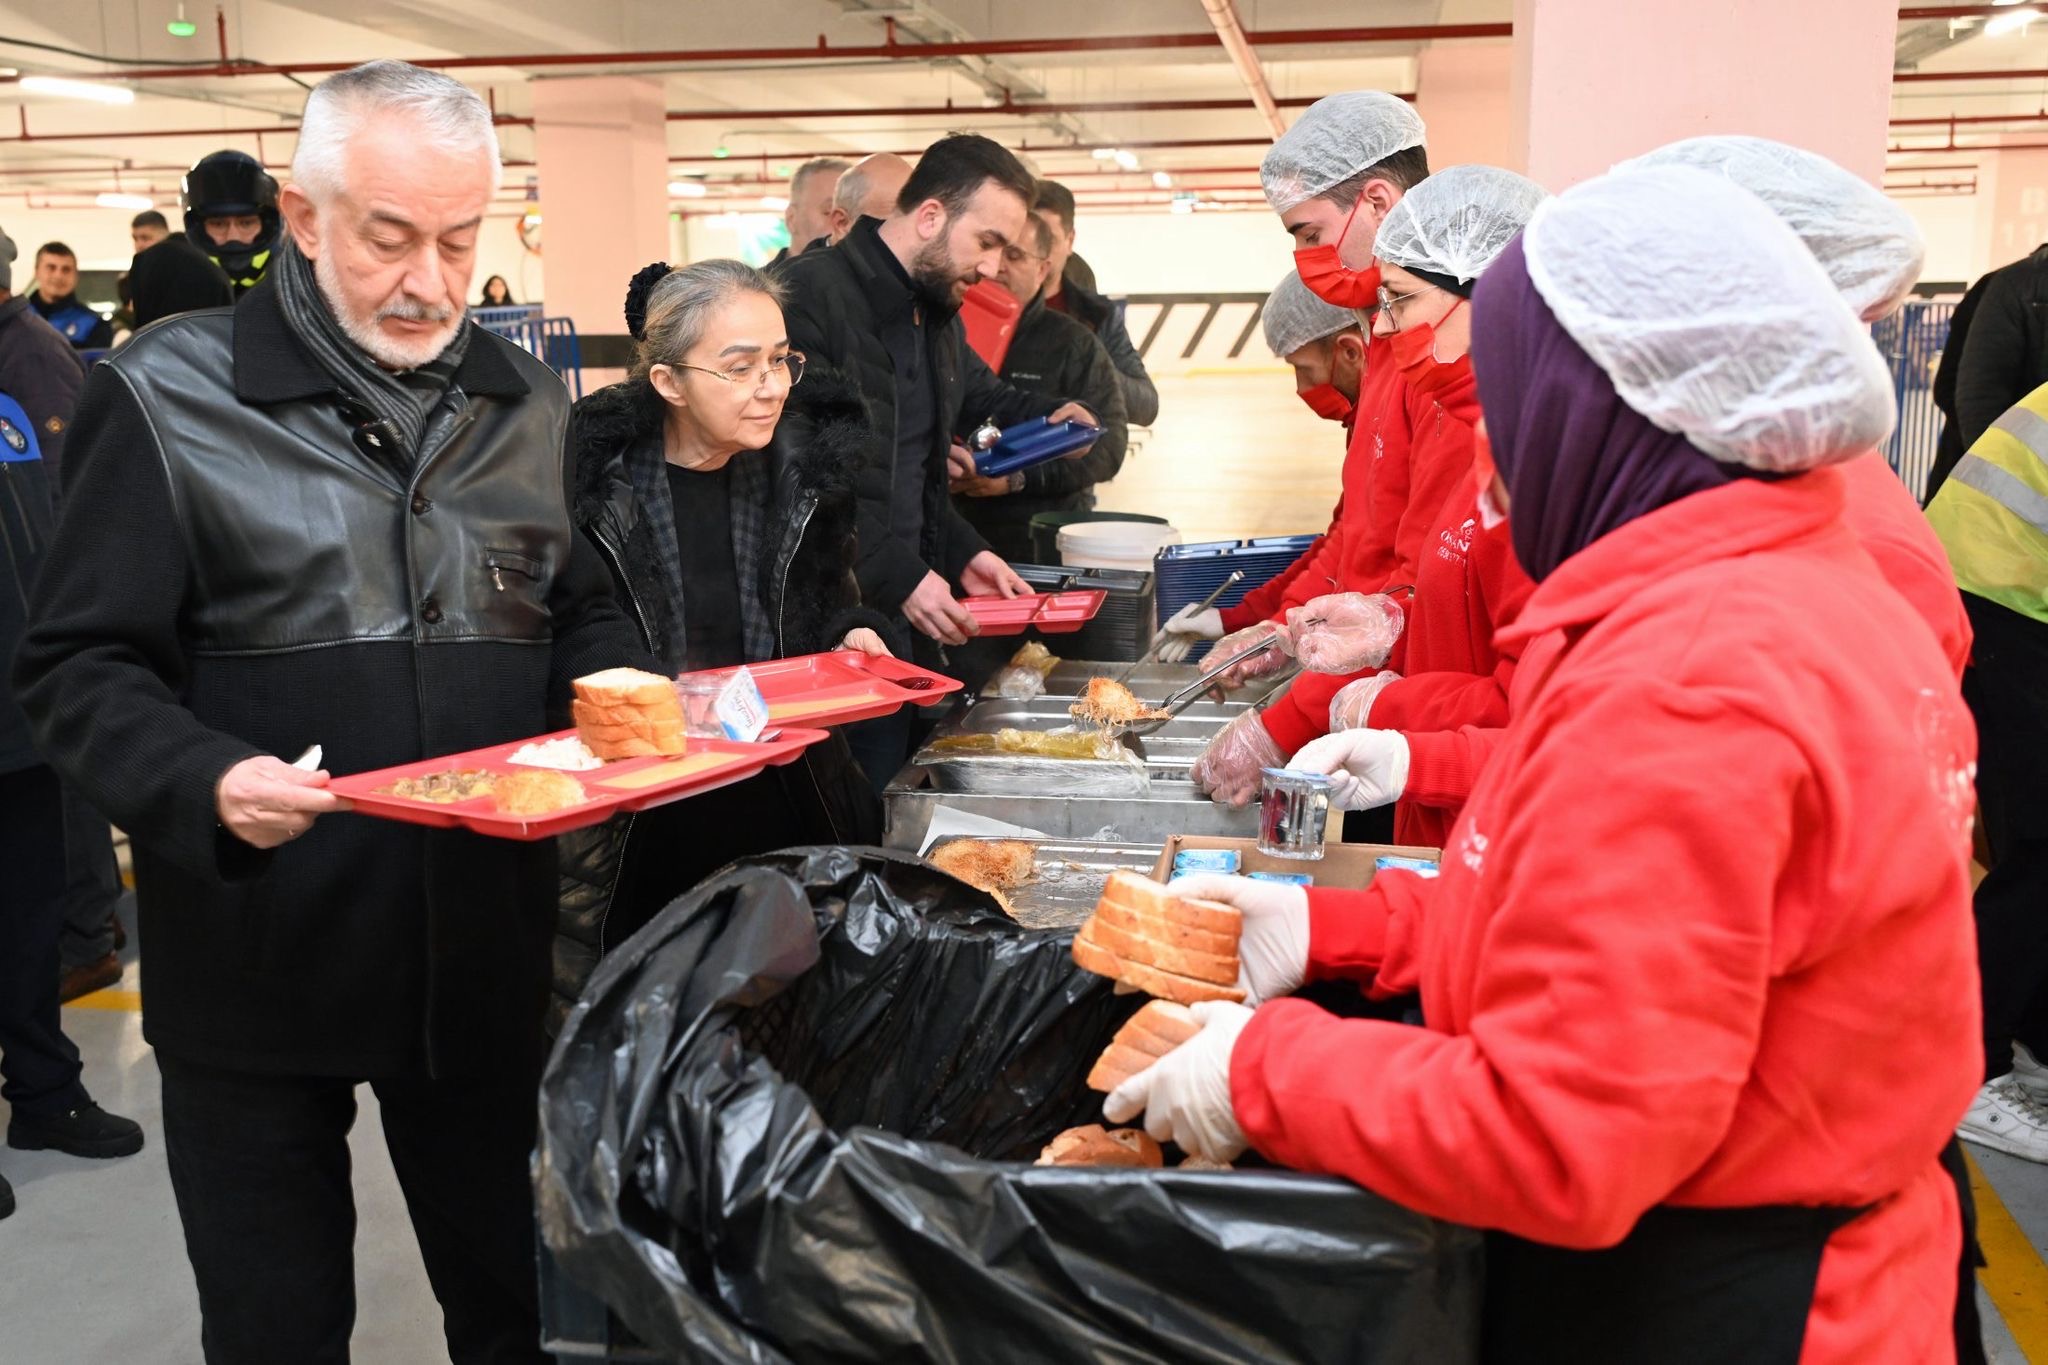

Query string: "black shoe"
[[7, 1101, 144, 1159], [0, 1170, 14, 1220]]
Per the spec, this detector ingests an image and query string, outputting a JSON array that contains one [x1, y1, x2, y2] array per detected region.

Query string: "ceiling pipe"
[[1197, 0, 1287, 137], [662, 93, 1343, 121], [1898, 4, 2046, 17], [0, 21, 1513, 85], [1894, 68, 2048, 83], [0, 113, 533, 144]]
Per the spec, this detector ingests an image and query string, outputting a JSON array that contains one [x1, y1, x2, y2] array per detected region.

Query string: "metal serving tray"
[[883, 778, 1261, 851], [1039, 659, 1293, 705], [921, 837, 1165, 931]]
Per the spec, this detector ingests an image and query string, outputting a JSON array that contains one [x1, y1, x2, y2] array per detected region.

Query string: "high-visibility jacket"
[[1928, 378, 2048, 626]]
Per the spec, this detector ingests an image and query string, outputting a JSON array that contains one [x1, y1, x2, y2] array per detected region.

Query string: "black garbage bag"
[[536, 846, 1483, 1364]]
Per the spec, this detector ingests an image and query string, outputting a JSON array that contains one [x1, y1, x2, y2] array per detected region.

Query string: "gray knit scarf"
[[270, 234, 469, 463]]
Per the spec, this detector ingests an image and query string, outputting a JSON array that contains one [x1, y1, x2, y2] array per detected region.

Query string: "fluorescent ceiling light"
[[1151, 170, 1174, 188], [667, 180, 708, 198], [1090, 147, 1118, 160], [95, 192, 154, 210], [1113, 150, 1141, 170], [21, 75, 135, 104], [760, 195, 789, 210], [1987, 5, 2040, 33]]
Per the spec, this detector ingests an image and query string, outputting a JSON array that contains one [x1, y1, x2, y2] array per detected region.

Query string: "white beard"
[[313, 248, 461, 370]]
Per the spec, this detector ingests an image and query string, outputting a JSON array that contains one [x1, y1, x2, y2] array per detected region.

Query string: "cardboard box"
[[1150, 835, 1442, 891]]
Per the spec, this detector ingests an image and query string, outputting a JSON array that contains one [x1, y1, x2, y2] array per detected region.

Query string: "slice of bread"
[[1072, 923, 1246, 1005], [1100, 871, 1242, 935], [1094, 898, 1239, 957], [572, 667, 677, 708], [1083, 915, 1240, 988], [1121, 1000, 1200, 1056], [584, 734, 679, 761], [1035, 1123, 1164, 1168], [1085, 1040, 1160, 1093]]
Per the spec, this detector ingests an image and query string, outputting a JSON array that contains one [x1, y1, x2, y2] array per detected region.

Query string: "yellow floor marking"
[[64, 987, 141, 1013], [1969, 1148, 2048, 1358]]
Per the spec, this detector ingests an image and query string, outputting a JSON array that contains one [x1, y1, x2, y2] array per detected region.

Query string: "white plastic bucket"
[[1056, 520, 1182, 572]]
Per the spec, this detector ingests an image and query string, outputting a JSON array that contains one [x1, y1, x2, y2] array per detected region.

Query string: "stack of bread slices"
[[1085, 1000, 1201, 1093], [1071, 871, 1244, 1005], [571, 668, 686, 760]]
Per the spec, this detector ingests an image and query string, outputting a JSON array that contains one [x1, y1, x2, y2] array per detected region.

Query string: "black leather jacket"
[[550, 372, 887, 1030]]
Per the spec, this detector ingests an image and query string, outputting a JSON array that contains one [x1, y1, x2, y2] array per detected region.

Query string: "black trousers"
[[0, 762, 87, 1115], [157, 1052, 550, 1365], [1963, 593, 2048, 1080], [56, 778, 122, 968]]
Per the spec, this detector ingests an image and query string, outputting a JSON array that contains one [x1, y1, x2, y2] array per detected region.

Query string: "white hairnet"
[[1613, 136, 1924, 322], [1261, 92, 1426, 214], [1374, 164, 1548, 287], [1522, 165, 1896, 473], [1262, 270, 1359, 357]]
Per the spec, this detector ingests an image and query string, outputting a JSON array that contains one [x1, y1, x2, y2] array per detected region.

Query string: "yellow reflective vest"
[[1928, 379, 2048, 626]]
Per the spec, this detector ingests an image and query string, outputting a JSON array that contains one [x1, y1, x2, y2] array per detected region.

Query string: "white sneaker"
[[1960, 1075, 2048, 1163], [2011, 1042, 2048, 1106]]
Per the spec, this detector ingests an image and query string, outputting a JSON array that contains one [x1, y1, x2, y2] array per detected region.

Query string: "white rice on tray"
[[507, 736, 604, 771]]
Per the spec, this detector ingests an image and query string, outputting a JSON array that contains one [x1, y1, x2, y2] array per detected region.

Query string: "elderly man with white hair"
[[15, 59, 651, 1363]]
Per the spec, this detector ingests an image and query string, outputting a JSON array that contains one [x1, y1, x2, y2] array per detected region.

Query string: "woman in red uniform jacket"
[[1106, 169, 1982, 1364]]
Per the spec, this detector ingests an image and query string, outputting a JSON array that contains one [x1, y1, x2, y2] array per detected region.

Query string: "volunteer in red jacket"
[[1109, 168, 1982, 1363], [1159, 272, 1365, 661], [1256, 166, 1547, 842], [1290, 134, 1976, 827], [1169, 91, 1430, 703]]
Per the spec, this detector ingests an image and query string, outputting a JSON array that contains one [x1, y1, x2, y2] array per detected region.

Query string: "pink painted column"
[[1976, 143, 2048, 274], [1511, 0, 1897, 190], [1414, 42, 1518, 172], [532, 75, 670, 372]]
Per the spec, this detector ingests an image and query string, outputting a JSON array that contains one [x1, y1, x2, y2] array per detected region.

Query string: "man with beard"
[[779, 133, 1099, 784], [14, 59, 650, 1362]]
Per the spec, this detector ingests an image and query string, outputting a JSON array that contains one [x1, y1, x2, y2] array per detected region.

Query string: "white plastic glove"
[[1328, 670, 1403, 732], [1188, 710, 1285, 807], [1283, 593, 1405, 675], [1168, 872, 1309, 1006], [1209, 622, 1291, 690], [1289, 730, 1411, 811], [1157, 604, 1226, 663], [1103, 1000, 1252, 1162]]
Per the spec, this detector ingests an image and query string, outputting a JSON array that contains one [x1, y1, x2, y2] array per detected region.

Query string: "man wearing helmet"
[[181, 150, 282, 295]]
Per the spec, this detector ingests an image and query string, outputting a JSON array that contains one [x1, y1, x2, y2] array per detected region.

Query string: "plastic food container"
[[1056, 519, 1182, 573], [1257, 768, 1332, 861]]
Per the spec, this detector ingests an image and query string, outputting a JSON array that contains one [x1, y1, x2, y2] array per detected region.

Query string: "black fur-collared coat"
[[551, 369, 889, 1030]]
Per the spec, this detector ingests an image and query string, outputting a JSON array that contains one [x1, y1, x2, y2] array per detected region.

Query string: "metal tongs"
[[1112, 570, 1245, 684], [1118, 632, 1289, 736]]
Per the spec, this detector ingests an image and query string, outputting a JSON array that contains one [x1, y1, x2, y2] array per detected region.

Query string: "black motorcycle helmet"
[[181, 150, 281, 289]]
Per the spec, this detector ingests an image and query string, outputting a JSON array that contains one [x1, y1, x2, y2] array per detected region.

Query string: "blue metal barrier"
[[477, 313, 583, 397], [470, 304, 544, 328], [1872, 299, 1955, 504]]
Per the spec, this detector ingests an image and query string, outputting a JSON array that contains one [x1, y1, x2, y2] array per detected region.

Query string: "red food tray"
[[682, 651, 962, 727], [960, 589, 1108, 636], [329, 727, 831, 841]]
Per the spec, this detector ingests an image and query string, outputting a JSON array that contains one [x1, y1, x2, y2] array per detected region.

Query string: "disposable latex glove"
[[1189, 710, 1285, 807], [1103, 1000, 1252, 1163], [1328, 670, 1403, 732], [1288, 729, 1411, 811], [1158, 604, 1225, 663], [1168, 872, 1309, 1006], [1209, 622, 1291, 690], [1283, 592, 1406, 675]]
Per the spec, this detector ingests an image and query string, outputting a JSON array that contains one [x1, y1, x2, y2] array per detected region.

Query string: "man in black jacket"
[[1956, 242, 2048, 451], [1033, 178, 1160, 426], [953, 211, 1128, 562], [14, 61, 649, 1364], [778, 134, 1098, 781]]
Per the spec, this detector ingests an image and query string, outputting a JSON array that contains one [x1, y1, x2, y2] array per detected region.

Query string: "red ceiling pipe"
[[1898, 4, 2046, 17], [215, 4, 229, 62], [1891, 111, 2048, 127], [662, 136, 1277, 167], [1894, 68, 2048, 83], [663, 94, 1334, 121], [0, 22, 1512, 84], [0, 114, 534, 143]]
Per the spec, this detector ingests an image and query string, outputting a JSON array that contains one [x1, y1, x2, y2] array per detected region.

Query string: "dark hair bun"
[[623, 261, 672, 340]]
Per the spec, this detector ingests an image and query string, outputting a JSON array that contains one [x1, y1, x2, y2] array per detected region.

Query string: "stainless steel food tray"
[[1040, 659, 1292, 705], [922, 837, 1164, 930], [929, 696, 1246, 783], [883, 778, 1260, 851], [910, 748, 1151, 797]]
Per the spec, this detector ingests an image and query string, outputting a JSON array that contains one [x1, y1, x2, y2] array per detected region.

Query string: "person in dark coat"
[[0, 227, 83, 491], [1930, 263, 2008, 503], [128, 230, 234, 330], [1955, 241, 2048, 452], [776, 134, 1099, 783], [13, 61, 652, 1364], [952, 211, 1129, 563], [1033, 178, 1160, 426], [552, 259, 890, 1031]]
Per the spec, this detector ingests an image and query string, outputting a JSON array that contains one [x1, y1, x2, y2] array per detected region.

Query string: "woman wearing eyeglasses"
[[549, 259, 892, 1030]]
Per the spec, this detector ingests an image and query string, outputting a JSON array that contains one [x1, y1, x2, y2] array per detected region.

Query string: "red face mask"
[[1298, 383, 1354, 423], [1472, 425, 1507, 531], [1293, 192, 1380, 309], [1389, 296, 1469, 396]]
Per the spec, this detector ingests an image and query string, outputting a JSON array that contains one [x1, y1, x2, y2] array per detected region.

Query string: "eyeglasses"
[[669, 351, 807, 392], [1374, 284, 1437, 325], [1002, 245, 1048, 266]]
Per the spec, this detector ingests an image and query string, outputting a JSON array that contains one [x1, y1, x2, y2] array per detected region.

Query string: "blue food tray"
[[973, 417, 1097, 478], [1153, 535, 1320, 662]]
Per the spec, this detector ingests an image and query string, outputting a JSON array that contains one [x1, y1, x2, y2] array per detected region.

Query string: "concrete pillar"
[[1978, 143, 2048, 274], [531, 75, 670, 372], [1414, 42, 1518, 172], [1511, 0, 1897, 190]]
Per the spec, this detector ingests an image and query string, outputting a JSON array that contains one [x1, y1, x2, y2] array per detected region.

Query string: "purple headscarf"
[[1471, 236, 1740, 583]]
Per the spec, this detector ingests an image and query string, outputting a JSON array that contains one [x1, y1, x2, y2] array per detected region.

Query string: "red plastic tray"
[[682, 651, 962, 727], [960, 589, 1107, 636], [329, 727, 831, 840]]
